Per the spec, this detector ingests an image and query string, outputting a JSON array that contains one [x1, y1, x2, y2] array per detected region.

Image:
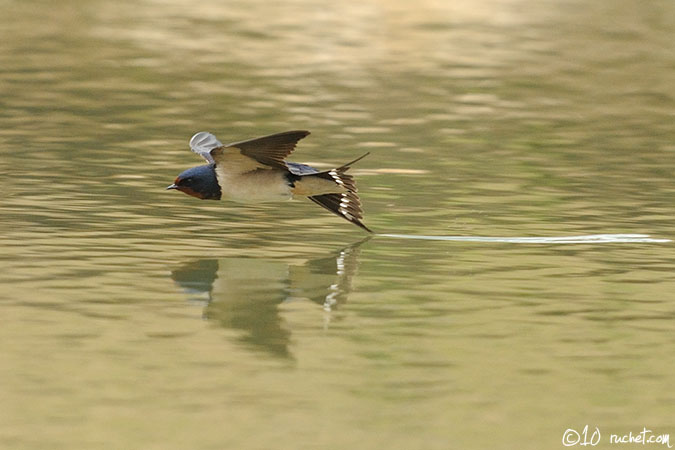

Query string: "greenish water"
[[1, 0, 674, 449]]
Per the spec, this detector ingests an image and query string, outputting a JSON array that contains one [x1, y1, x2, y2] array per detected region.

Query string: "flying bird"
[[167, 130, 371, 232]]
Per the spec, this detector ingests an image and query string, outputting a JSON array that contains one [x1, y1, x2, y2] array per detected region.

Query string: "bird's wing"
[[189, 132, 222, 164], [209, 130, 310, 174]]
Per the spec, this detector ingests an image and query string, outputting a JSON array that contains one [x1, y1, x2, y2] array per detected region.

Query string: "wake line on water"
[[378, 234, 671, 244]]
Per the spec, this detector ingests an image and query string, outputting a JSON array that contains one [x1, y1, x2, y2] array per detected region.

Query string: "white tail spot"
[[330, 170, 345, 185]]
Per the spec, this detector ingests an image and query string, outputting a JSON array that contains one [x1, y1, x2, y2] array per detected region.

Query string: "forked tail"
[[305, 153, 372, 232]]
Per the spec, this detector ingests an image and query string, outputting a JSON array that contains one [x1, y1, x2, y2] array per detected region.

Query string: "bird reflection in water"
[[170, 239, 368, 359]]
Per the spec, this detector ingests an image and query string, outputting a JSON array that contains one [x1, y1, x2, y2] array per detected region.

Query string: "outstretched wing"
[[221, 130, 310, 169], [189, 132, 222, 164], [190, 130, 310, 176]]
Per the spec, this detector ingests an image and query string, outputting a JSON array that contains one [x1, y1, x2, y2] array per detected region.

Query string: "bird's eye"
[[183, 177, 193, 184]]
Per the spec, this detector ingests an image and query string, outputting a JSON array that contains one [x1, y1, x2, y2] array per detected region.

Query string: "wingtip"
[[280, 129, 310, 137], [289, 130, 311, 139], [189, 132, 222, 164], [190, 131, 221, 148]]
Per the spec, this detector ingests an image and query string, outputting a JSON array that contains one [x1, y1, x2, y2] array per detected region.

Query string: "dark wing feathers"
[[226, 130, 310, 170]]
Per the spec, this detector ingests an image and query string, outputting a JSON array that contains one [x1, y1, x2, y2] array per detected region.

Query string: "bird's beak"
[[166, 184, 178, 190]]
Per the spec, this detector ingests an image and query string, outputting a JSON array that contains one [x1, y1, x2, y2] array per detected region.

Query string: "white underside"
[[215, 168, 293, 203]]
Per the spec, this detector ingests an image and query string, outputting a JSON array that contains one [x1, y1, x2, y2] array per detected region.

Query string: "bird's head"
[[167, 164, 221, 200]]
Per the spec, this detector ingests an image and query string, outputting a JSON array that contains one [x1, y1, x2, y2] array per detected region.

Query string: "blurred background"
[[1, 0, 673, 448]]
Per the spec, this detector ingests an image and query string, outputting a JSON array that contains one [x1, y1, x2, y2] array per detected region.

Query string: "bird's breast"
[[215, 168, 292, 203]]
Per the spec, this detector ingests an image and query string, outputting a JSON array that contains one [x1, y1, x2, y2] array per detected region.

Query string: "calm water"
[[1, 0, 674, 448]]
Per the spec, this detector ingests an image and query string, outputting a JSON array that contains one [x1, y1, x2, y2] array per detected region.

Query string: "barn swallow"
[[167, 130, 372, 232]]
